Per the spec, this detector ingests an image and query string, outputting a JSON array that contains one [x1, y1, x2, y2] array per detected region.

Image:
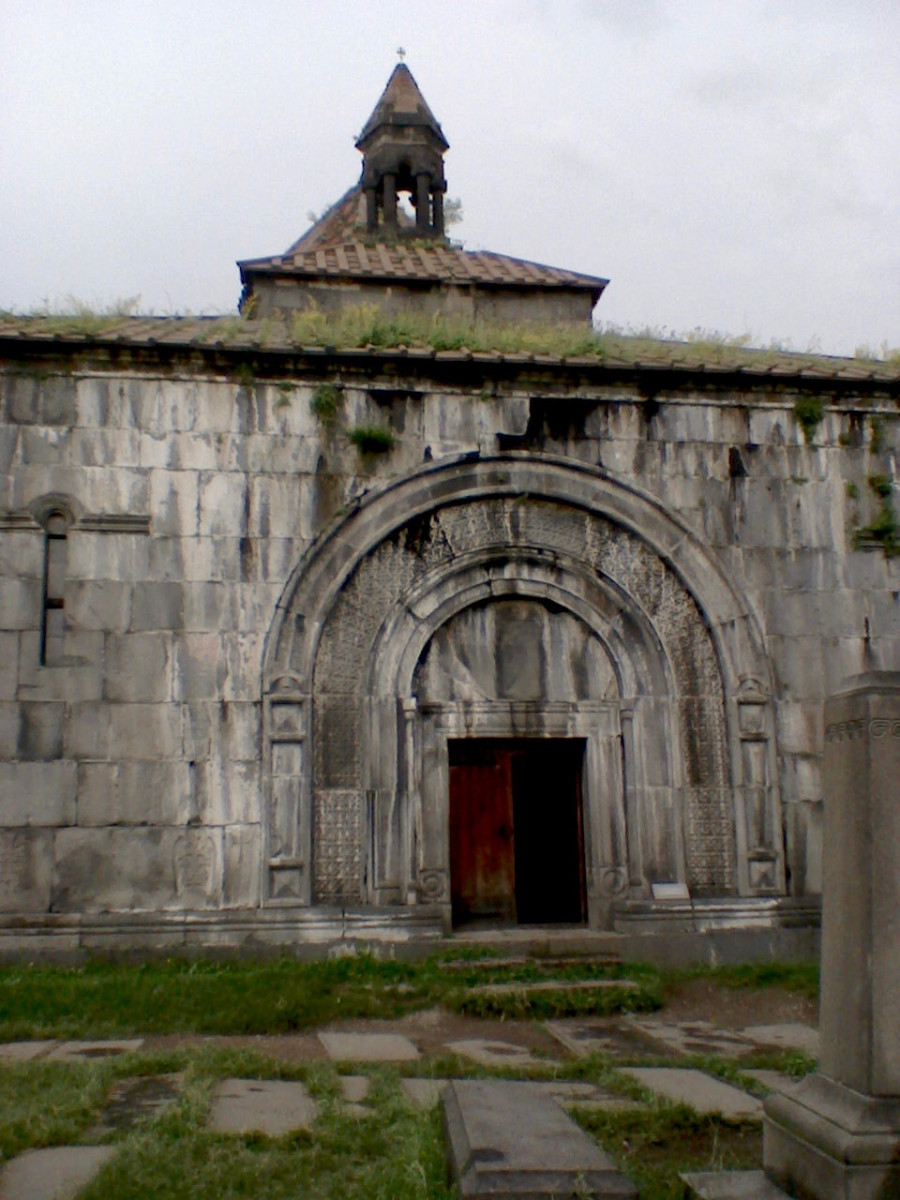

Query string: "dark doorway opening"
[[448, 738, 586, 928]]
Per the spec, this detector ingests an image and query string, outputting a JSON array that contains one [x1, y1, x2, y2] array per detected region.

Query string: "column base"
[[763, 1073, 900, 1200]]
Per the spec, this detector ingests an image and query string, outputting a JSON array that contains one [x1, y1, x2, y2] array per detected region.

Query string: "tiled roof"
[[1, 314, 899, 386], [239, 240, 608, 294], [284, 187, 414, 255]]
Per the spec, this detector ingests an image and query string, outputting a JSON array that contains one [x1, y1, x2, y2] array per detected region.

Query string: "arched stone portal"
[[263, 455, 784, 927]]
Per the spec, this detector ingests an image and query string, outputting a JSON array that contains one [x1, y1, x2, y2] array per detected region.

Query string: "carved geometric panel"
[[314, 788, 362, 903]]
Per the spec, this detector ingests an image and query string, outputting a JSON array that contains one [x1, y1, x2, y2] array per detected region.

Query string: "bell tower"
[[356, 62, 449, 239]]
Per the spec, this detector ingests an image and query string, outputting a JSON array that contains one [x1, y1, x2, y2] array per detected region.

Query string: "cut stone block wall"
[[1, 353, 898, 942]]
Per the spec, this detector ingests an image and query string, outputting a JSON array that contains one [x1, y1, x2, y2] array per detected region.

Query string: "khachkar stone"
[[764, 673, 900, 1200]]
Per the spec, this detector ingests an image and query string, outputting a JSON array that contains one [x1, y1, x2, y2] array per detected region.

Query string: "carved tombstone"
[[764, 673, 900, 1200]]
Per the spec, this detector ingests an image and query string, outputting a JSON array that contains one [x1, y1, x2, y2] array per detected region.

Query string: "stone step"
[[440, 954, 622, 971], [443, 931, 627, 959], [467, 978, 640, 996]]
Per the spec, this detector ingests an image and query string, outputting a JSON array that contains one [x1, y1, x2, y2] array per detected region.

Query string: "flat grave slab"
[[444, 1038, 551, 1069], [442, 1079, 637, 1198], [208, 1078, 317, 1136], [682, 1169, 789, 1198], [622, 1069, 762, 1119], [318, 1032, 420, 1062], [47, 1039, 144, 1062], [545, 1018, 623, 1057], [621, 1016, 754, 1057], [529, 1080, 631, 1112], [0, 1041, 56, 1062], [0, 1146, 114, 1200], [741, 1024, 818, 1056], [91, 1073, 182, 1136]]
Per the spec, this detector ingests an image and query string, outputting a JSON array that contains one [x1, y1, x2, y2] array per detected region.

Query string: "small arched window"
[[41, 510, 69, 665]]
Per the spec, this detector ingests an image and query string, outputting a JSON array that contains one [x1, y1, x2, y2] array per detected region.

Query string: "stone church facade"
[[1, 66, 898, 955]]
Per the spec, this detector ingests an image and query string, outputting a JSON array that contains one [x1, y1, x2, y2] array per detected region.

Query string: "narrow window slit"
[[41, 511, 69, 666]]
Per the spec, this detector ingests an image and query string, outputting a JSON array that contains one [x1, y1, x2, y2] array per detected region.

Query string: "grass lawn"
[[0, 954, 818, 1198]]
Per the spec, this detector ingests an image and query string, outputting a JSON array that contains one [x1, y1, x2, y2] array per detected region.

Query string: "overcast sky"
[[2, 0, 898, 356]]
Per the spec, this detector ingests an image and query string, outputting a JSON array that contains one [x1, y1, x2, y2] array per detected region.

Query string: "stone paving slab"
[[47, 1039, 144, 1062], [545, 1018, 623, 1057], [400, 1078, 448, 1108], [622, 1069, 762, 1119], [318, 1032, 420, 1062], [444, 1038, 552, 1069], [528, 1081, 632, 1111], [0, 1146, 115, 1200], [622, 1016, 755, 1057], [90, 1073, 182, 1136], [442, 1079, 637, 1198], [208, 1078, 317, 1136], [741, 1024, 819, 1056], [0, 1041, 57, 1062], [338, 1075, 370, 1103], [682, 1169, 789, 1198]]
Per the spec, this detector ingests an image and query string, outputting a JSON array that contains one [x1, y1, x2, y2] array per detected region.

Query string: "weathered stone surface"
[[48, 1039, 144, 1061], [620, 1016, 755, 1057], [52, 828, 180, 911], [445, 1039, 552, 1070], [0, 1146, 114, 1200], [76, 761, 189, 826], [742, 1024, 819, 1056], [683, 1170, 789, 1199], [0, 829, 53, 911], [338, 1075, 370, 1103], [208, 1078, 316, 1135], [318, 1032, 420, 1062], [442, 1079, 636, 1198], [622, 1069, 762, 1119], [91, 1073, 182, 1134], [0, 1040, 56, 1062], [0, 762, 76, 827]]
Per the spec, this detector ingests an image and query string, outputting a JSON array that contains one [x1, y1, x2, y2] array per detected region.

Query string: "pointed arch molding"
[[262, 454, 783, 916]]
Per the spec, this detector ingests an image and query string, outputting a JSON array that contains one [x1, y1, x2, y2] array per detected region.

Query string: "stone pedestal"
[[763, 674, 900, 1200]]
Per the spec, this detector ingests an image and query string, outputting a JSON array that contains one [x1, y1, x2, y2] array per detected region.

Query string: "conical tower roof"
[[356, 63, 449, 151]]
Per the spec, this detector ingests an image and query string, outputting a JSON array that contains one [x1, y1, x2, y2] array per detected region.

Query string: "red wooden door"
[[449, 744, 516, 925]]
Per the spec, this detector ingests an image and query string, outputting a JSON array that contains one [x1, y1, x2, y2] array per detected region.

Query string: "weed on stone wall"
[[348, 424, 395, 455], [854, 473, 899, 557], [793, 395, 825, 443], [310, 382, 341, 424]]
